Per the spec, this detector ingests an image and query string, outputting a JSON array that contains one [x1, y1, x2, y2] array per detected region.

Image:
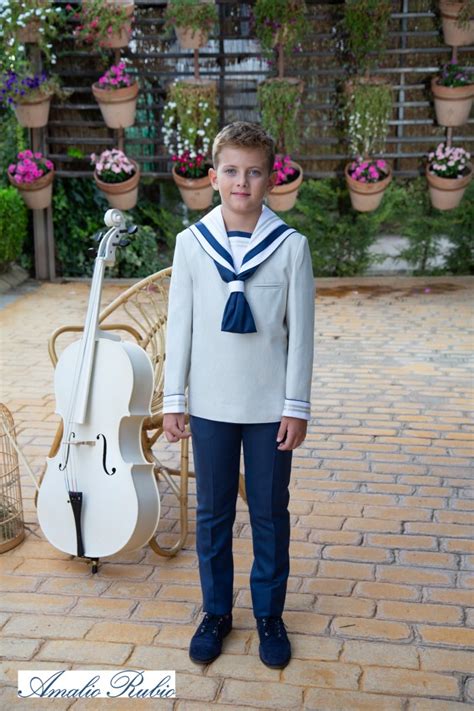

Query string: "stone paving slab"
[[0, 276, 473, 710]]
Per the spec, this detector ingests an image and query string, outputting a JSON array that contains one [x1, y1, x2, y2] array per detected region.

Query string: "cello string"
[[64, 248, 104, 494]]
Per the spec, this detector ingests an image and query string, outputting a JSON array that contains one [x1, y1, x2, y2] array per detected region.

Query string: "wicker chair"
[[36, 267, 247, 559]]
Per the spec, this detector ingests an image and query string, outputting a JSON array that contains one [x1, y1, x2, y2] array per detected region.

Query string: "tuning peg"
[[87, 247, 97, 258], [127, 224, 138, 235], [119, 239, 131, 248], [92, 229, 106, 242]]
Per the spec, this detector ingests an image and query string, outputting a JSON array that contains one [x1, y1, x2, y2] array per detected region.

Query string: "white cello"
[[37, 209, 160, 572]]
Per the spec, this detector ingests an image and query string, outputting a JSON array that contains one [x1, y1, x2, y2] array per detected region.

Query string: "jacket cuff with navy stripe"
[[163, 393, 186, 414], [282, 398, 311, 420]]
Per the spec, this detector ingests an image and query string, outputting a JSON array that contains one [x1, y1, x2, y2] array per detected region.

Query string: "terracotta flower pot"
[[439, 0, 474, 46], [8, 170, 54, 210], [94, 161, 140, 210], [17, 19, 42, 43], [426, 163, 472, 210], [14, 94, 52, 128], [345, 163, 393, 212], [172, 165, 213, 210], [267, 161, 304, 212], [175, 25, 209, 49], [102, 2, 134, 48], [92, 81, 139, 129], [431, 76, 474, 127]]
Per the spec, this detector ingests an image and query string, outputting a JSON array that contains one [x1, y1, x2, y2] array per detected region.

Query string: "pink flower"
[[8, 164, 15, 174], [45, 160, 54, 170]]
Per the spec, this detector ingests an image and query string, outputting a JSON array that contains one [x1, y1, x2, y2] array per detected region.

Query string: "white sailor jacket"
[[163, 205, 315, 424]]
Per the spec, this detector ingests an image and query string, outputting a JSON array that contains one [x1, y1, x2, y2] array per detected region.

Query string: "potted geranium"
[[7, 150, 55, 210], [0, 0, 65, 63], [92, 62, 139, 129], [67, 0, 135, 50], [162, 80, 218, 209], [164, 0, 218, 50], [431, 60, 474, 127], [254, 0, 307, 210], [426, 143, 472, 210], [0, 68, 65, 128], [91, 148, 140, 210], [342, 79, 393, 211], [438, 1, 474, 47], [345, 158, 392, 212]]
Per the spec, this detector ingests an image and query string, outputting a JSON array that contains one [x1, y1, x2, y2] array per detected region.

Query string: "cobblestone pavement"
[[0, 276, 473, 710]]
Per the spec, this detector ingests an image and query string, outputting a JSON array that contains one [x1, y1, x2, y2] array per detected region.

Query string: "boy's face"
[[209, 146, 275, 218]]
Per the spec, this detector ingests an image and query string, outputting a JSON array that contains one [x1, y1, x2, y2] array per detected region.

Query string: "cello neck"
[[72, 256, 106, 424]]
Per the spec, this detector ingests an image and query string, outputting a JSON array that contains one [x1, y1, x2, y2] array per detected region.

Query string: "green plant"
[[90, 149, 137, 184], [342, 80, 393, 158], [0, 68, 68, 107], [162, 81, 218, 172], [0, 112, 27, 186], [257, 78, 303, 154], [0, 0, 66, 68], [68, 0, 132, 51], [52, 178, 186, 278], [0, 186, 28, 269], [437, 59, 473, 87], [339, 0, 392, 76], [389, 178, 474, 275], [164, 0, 218, 33], [253, 0, 307, 76], [284, 178, 405, 276], [456, 0, 474, 29]]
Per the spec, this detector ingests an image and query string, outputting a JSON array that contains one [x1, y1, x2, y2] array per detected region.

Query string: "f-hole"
[[96, 434, 116, 475]]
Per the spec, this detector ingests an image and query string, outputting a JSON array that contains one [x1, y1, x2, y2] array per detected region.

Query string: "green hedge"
[[0, 186, 28, 270]]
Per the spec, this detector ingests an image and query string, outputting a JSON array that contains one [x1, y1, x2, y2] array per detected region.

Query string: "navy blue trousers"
[[189, 415, 293, 618]]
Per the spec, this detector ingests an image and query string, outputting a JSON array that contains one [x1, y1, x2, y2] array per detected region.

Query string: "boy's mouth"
[[232, 192, 251, 196]]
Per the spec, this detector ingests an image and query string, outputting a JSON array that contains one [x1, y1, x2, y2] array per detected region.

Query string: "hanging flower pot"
[[17, 20, 42, 43], [426, 143, 472, 210], [69, 0, 135, 51], [102, 2, 135, 48], [174, 26, 209, 49], [267, 157, 304, 212], [91, 149, 140, 210], [7, 151, 55, 210], [438, 0, 474, 46], [172, 164, 213, 210], [345, 159, 392, 212], [92, 62, 139, 129], [431, 65, 474, 127], [14, 94, 52, 128], [165, 0, 218, 50], [426, 164, 472, 210]]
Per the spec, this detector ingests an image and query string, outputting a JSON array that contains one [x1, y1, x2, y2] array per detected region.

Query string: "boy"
[[163, 121, 315, 669]]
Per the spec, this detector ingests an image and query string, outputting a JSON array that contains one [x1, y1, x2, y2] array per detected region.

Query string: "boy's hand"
[[276, 416, 308, 451], [163, 413, 191, 443]]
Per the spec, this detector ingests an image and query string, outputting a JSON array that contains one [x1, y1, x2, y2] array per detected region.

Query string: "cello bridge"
[[66, 439, 96, 446]]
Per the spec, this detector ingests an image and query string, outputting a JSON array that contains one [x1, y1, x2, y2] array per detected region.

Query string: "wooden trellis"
[[47, 0, 473, 180]]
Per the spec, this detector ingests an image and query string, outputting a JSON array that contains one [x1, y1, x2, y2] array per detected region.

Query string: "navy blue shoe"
[[189, 612, 232, 664], [256, 616, 291, 669]]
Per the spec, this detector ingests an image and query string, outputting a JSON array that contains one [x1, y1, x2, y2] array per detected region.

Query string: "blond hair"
[[212, 121, 275, 174]]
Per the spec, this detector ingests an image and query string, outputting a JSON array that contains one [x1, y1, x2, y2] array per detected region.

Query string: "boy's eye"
[[224, 168, 236, 174], [249, 169, 261, 176]]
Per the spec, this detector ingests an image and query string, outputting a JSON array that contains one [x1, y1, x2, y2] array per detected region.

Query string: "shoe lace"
[[259, 616, 287, 639], [197, 613, 228, 637]]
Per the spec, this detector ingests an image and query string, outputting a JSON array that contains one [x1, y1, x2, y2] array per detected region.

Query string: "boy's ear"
[[267, 171, 277, 191], [208, 167, 219, 190]]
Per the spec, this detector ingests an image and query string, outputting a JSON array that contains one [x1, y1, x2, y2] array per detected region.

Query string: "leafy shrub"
[[389, 178, 474, 275], [0, 186, 28, 270], [52, 177, 186, 278], [283, 178, 406, 276]]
